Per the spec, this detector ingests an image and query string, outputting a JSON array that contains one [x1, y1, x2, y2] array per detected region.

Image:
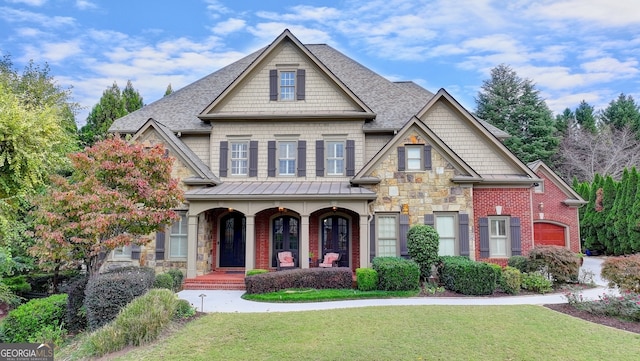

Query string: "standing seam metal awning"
[[184, 181, 377, 200]]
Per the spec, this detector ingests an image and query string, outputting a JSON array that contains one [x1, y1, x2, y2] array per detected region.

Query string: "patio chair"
[[277, 251, 295, 270], [318, 252, 341, 268]]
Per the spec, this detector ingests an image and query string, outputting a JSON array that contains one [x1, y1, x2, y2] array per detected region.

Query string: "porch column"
[[360, 214, 370, 268], [186, 214, 198, 278], [300, 214, 310, 268], [245, 215, 255, 271]]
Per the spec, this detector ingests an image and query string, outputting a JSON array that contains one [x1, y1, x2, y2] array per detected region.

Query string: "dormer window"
[[270, 68, 306, 101]]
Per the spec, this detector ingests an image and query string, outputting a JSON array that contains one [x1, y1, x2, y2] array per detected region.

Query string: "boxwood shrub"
[[355, 268, 378, 291], [371, 257, 420, 291], [507, 255, 531, 273], [244, 268, 352, 294], [501, 266, 522, 295], [166, 269, 184, 292], [153, 273, 174, 290], [438, 257, 497, 295], [0, 293, 67, 343], [84, 267, 155, 330]]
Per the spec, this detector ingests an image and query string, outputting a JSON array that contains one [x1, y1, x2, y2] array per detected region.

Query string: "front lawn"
[[105, 305, 640, 361]]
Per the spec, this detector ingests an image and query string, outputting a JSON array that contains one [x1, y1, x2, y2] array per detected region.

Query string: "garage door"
[[534, 223, 566, 247]]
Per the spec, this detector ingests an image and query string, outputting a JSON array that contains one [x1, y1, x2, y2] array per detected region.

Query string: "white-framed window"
[[406, 145, 422, 171], [113, 245, 131, 259], [326, 141, 345, 176], [170, 213, 188, 259], [435, 213, 457, 256], [278, 141, 296, 176], [280, 71, 295, 101], [230, 141, 248, 176], [377, 214, 398, 257], [489, 217, 510, 257]]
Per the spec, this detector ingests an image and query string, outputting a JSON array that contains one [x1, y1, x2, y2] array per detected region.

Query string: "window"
[[230, 142, 248, 175], [113, 245, 131, 259], [406, 146, 422, 171], [435, 213, 457, 256], [489, 217, 510, 257], [377, 214, 398, 257], [278, 141, 296, 176], [280, 71, 295, 100], [326, 141, 345, 176], [170, 213, 188, 259]]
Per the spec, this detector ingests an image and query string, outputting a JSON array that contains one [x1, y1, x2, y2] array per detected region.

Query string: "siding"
[[181, 135, 210, 166], [364, 134, 393, 163]]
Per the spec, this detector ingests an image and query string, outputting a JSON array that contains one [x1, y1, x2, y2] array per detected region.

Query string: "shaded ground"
[[544, 303, 640, 334]]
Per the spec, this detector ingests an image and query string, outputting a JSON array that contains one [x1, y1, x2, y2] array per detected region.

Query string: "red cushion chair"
[[277, 251, 295, 270], [319, 252, 341, 267]]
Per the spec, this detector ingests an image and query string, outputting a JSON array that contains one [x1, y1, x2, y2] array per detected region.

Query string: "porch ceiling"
[[185, 181, 377, 200]]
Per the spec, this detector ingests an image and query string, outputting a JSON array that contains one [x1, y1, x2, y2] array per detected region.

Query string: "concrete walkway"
[[178, 257, 617, 313]]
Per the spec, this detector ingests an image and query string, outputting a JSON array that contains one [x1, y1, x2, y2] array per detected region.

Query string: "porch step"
[[183, 281, 245, 290], [182, 272, 246, 290]]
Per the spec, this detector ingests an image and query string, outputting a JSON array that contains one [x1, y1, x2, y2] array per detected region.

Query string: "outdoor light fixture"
[[495, 205, 502, 215]]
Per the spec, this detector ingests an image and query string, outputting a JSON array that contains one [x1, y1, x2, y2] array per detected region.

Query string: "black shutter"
[[267, 141, 276, 177], [479, 217, 489, 258], [296, 69, 305, 100], [249, 141, 258, 177], [131, 244, 141, 260], [155, 231, 165, 261], [424, 214, 435, 226], [424, 145, 432, 170], [459, 214, 470, 257], [397, 146, 405, 171], [269, 69, 278, 100], [297, 140, 306, 177], [219, 141, 228, 177], [316, 140, 324, 176], [346, 139, 355, 176], [510, 217, 522, 256], [370, 217, 376, 262], [399, 214, 410, 258]]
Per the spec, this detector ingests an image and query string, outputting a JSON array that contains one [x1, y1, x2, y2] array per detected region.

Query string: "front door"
[[272, 216, 299, 268], [321, 215, 349, 267], [219, 213, 246, 267]]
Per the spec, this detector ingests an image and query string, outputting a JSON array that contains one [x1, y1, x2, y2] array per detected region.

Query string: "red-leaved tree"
[[30, 137, 184, 277]]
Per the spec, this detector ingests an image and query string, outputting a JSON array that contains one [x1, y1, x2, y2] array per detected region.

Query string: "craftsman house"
[[108, 30, 585, 284]]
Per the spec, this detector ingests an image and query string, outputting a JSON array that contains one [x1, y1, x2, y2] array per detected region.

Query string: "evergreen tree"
[[79, 82, 128, 146], [621, 168, 639, 254], [597, 175, 617, 254], [122, 80, 144, 113], [164, 83, 173, 97], [475, 64, 559, 165], [582, 174, 603, 253], [629, 178, 640, 252], [600, 93, 640, 135], [575, 100, 597, 134], [555, 108, 575, 136]]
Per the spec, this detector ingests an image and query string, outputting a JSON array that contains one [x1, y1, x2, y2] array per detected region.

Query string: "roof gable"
[[131, 118, 220, 185], [528, 160, 586, 206], [199, 29, 374, 120], [416, 89, 539, 181]]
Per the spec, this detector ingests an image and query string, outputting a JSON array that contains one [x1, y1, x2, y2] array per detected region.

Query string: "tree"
[[600, 93, 640, 135], [30, 138, 184, 277], [555, 108, 575, 136], [475, 64, 559, 165], [79, 80, 144, 146], [575, 100, 597, 134], [164, 83, 173, 97]]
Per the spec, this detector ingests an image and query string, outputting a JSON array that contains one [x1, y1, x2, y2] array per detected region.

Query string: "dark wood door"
[[219, 213, 246, 267], [321, 215, 349, 267], [272, 216, 299, 267]]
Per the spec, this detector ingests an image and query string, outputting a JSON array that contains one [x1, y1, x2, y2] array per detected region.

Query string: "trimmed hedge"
[[63, 274, 88, 334], [166, 269, 184, 292], [84, 267, 155, 330], [372, 257, 420, 291], [501, 266, 522, 295], [153, 273, 174, 290], [528, 246, 579, 285], [601, 254, 640, 292], [438, 257, 497, 295], [507, 255, 531, 273], [0, 293, 67, 343], [406, 224, 440, 280], [244, 268, 353, 294], [355, 268, 378, 291]]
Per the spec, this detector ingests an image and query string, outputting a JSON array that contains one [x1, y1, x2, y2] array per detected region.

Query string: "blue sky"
[[1, 0, 639, 126]]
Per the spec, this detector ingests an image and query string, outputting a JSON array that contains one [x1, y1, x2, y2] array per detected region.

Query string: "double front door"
[[321, 215, 349, 267]]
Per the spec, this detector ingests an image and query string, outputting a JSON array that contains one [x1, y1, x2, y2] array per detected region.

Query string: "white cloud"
[[257, 5, 341, 23], [211, 18, 246, 35], [14, 27, 45, 37], [525, 0, 640, 27], [581, 57, 639, 77], [0, 7, 75, 27], [6, 0, 47, 6], [75, 0, 98, 11]]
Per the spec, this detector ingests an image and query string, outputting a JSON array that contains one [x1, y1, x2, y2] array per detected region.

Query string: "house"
[[108, 30, 585, 282]]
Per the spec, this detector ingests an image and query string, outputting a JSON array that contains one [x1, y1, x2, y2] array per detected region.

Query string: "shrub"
[[26, 270, 80, 293], [62, 274, 88, 334], [355, 268, 378, 291], [521, 271, 553, 294], [438, 257, 497, 295], [2, 275, 31, 294], [28, 323, 67, 346], [372, 257, 420, 291], [0, 293, 67, 343], [153, 273, 174, 290], [166, 269, 184, 292], [406, 224, 440, 280], [0, 281, 22, 308], [84, 267, 155, 330], [245, 268, 352, 294], [174, 299, 196, 319], [246, 269, 269, 277], [83, 289, 180, 357], [488, 263, 503, 290], [527, 246, 579, 285], [601, 254, 640, 293], [573, 291, 640, 322], [507, 255, 530, 273], [501, 266, 522, 295]]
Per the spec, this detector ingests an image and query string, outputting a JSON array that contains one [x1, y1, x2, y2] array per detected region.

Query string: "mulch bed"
[[544, 303, 640, 334]]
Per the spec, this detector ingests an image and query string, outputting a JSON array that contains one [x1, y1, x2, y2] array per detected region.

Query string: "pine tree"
[[598, 175, 617, 254], [164, 83, 173, 97], [575, 100, 597, 134], [600, 93, 640, 135], [475, 64, 559, 165], [122, 80, 144, 113], [622, 168, 639, 253]]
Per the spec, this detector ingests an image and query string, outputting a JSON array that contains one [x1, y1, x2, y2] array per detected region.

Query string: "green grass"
[[242, 288, 419, 302], [101, 305, 640, 361]]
